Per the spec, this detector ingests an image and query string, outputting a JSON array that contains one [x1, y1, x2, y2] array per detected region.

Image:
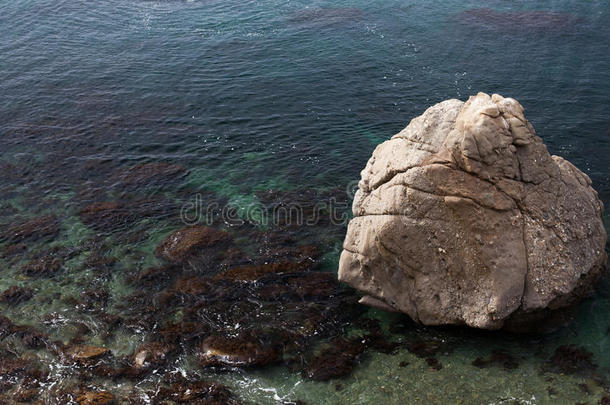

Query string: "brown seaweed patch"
[[154, 226, 232, 264], [80, 202, 135, 232], [288, 271, 345, 298], [260, 244, 322, 265], [0, 348, 47, 399], [407, 338, 451, 372], [153, 380, 241, 404], [0, 243, 27, 259], [0, 315, 19, 338], [14, 387, 40, 402], [1, 214, 59, 243], [0, 315, 48, 348], [302, 338, 366, 381], [407, 339, 448, 358], [127, 264, 181, 288], [158, 268, 361, 348], [426, 357, 443, 370], [213, 261, 310, 282], [76, 391, 116, 405], [113, 162, 188, 187], [83, 252, 118, 270], [472, 349, 519, 370], [352, 317, 401, 354], [0, 285, 34, 305], [98, 313, 122, 331], [0, 353, 29, 378], [22, 254, 63, 278], [157, 276, 212, 307], [286, 8, 363, 28], [132, 342, 178, 369], [77, 289, 110, 312], [547, 344, 597, 375], [0, 160, 32, 185], [456, 8, 582, 31], [159, 321, 202, 345]]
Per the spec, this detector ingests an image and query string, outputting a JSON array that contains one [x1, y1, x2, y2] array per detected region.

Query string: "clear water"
[[0, 0, 609, 403]]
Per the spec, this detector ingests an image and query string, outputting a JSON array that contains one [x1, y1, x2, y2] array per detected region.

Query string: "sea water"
[[0, 0, 609, 403]]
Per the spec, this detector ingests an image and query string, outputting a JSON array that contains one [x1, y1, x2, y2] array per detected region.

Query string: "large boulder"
[[338, 92, 607, 331]]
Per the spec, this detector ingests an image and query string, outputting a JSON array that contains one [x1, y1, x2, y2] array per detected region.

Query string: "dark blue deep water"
[[0, 0, 609, 403]]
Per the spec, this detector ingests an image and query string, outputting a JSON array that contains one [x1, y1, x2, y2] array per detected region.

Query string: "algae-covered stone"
[[154, 226, 232, 264]]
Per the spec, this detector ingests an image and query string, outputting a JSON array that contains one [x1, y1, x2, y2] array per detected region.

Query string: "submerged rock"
[[154, 380, 241, 404], [80, 202, 135, 231], [0, 243, 27, 259], [0, 286, 34, 305], [0, 352, 29, 378], [64, 345, 111, 363], [76, 391, 116, 405], [128, 264, 180, 287], [547, 344, 597, 375], [198, 332, 279, 368], [83, 252, 117, 271], [78, 198, 178, 232], [133, 342, 177, 369], [261, 244, 322, 265], [1, 214, 59, 243], [472, 349, 519, 370], [0, 315, 47, 348], [14, 387, 39, 403], [159, 321, 201, 345], [0, 348, 46, 396], [78, 288, 110, 311], [339, 93, 608, 331], [154, 226, 232, 263], [302, 337, 366, 381], [113, 162, 187, 187], [22, 255, 63, 278], [214, 261, 311, 282]]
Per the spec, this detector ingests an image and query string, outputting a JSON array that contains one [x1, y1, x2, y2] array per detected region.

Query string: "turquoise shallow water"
[[0, 0, 609, 403]]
